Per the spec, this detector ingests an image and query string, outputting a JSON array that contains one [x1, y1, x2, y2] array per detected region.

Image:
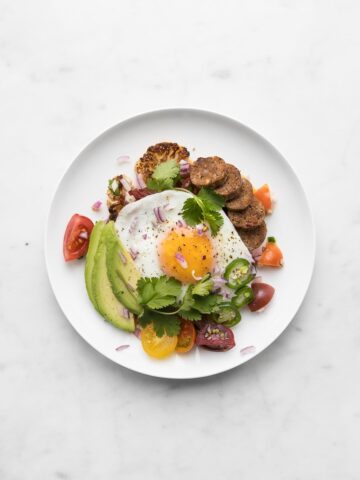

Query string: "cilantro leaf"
[[146, 160, 180, 192], [192, 294, 223, 314], [181, 197, 204, 226], [179, 309, 202, 321], [180, 189, 224, 236], [198, 188, 225, 211], [191, 274, 213, 296], [203, 210, 224, 237], [137, 276, 181, 310], [147, 177, 174, 192], [152, 159, 179, 180], [138, 309, 181, 337]]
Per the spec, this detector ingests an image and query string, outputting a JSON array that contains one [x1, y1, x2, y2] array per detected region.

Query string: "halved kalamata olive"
[[196, 322, 235, 351], [248, 282, 275, 312]]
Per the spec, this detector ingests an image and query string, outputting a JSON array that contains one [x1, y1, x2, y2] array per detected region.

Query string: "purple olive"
[[196, 322, 235, 351]]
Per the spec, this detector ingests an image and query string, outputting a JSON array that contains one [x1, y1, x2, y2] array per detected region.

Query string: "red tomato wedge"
[[63, 214, 94, 261], [258, 241, 283, 268], [248, 283, 275, 312], [176, 320, 196, 353], [254, 184, 272, 213]]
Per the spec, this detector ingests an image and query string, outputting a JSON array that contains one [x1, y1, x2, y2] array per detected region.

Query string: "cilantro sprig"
[[147, 160, 180, 192], [181, 188, 225, 236], [136, 274, 223, 336]]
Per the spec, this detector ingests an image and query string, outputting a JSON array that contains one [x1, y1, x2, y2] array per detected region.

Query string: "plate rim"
[[44, 107, 316, 380]]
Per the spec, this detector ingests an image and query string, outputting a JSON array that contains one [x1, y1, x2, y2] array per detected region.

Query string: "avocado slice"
[[104, 222, 142, 314], [106, 237, 142, 314], [85, 221, 105, 310], [92, 225, 135, 332]]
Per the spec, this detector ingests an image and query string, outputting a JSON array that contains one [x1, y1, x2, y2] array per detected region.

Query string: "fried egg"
[[115, 190, 252, 283]]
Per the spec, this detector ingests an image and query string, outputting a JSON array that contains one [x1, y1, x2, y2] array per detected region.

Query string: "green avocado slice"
[[92, 225, 135, 332], [85, 221, 105, 310]]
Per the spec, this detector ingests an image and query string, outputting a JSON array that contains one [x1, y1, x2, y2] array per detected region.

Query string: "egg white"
[[115, 190, 252, 279]]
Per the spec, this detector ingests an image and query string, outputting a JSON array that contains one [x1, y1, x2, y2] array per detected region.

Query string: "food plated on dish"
[[62, 142, 284, 359]]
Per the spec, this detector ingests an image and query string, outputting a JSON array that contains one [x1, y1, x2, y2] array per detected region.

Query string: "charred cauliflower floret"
[[135, 142, 190, 182], [107, 175, 133, 221]]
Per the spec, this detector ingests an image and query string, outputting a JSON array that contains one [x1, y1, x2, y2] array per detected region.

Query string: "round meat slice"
[[237, 221, 267, 251], [227, 197, 265, 229], [190, 156, 227, 188], [226, 178, 253, 211], [214, 164, 242, 200]]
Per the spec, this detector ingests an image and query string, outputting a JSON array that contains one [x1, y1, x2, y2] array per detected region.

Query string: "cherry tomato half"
[[141, 324, 178, 359], [63, 214, 94, 262], [258, 241, 283, 268], [254, 184, 272, 213], [248, 282, 275, 312], [176, 320, 196, 353]]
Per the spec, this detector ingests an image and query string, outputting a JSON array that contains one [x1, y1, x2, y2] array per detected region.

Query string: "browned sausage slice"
[[227, 197, 265, 229], [226, 178, 254, 211], [237, 222, 267, 251], [190, 156, 227, 188], [213, 164, 242, 200]]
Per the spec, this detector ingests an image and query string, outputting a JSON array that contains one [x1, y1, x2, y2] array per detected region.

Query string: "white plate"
[[45, 108, 315, 379]]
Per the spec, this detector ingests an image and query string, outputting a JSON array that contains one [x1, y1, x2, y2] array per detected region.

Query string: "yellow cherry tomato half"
[[141, 324, 178, 359]]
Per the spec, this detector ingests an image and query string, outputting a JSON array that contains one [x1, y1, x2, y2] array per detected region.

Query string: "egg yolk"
[[158, 227, 214, 284]]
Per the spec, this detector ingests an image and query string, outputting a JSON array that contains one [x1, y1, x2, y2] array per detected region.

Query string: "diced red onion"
[[135, 172, 146, 189], [118, 251, 127, 265], [142, 233, 147, 239], [129, 248, 139, 260], [122, 307, 130, 319], [219, 285, 235, 300], [153, 206, 165, 223], [115, 344, 130, 351], [79, 231, 88, 240], [120, 177, 132, 191], [175, 253, 188, 269], [240, 345, 256, 356], [212, 276, 226, 292], [176, 219, 186, 228], [192, 270, 203, 281], [163, 203, 174, 211], [117, 155, 130, 164], [92, 200, 102, 211], [179, 159, 188, 166], [134, 328, 141, 339], [129, 217, 138, 234]]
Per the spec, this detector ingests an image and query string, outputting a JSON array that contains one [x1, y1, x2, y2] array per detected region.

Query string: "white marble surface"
[[1, 0, 360, 478]]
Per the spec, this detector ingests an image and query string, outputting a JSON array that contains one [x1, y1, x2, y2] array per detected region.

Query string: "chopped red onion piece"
[[219, 285, 235, 300], [79, 231, 88, 240], [153, 206, 165, 223], [92, 200, 102, 211], [134, 328, 141, 339], [120, 177, 132, 191], [129, 248, 139, 260], [176, 219, 186, 228], [118, 251, 127, 265], [192, 270, 203, 281], [122, 307, 130, 319], [115, 344, 130, 351], [179, 159, 188, 166], [175, 252, 188, 269], [135, 172, 146, 189], [142, 233, 147, 239], [117, 155, 130, 164], [212, 276, 226, 292], [240, 345, 256, 356], [129, 217, 138, 234]]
